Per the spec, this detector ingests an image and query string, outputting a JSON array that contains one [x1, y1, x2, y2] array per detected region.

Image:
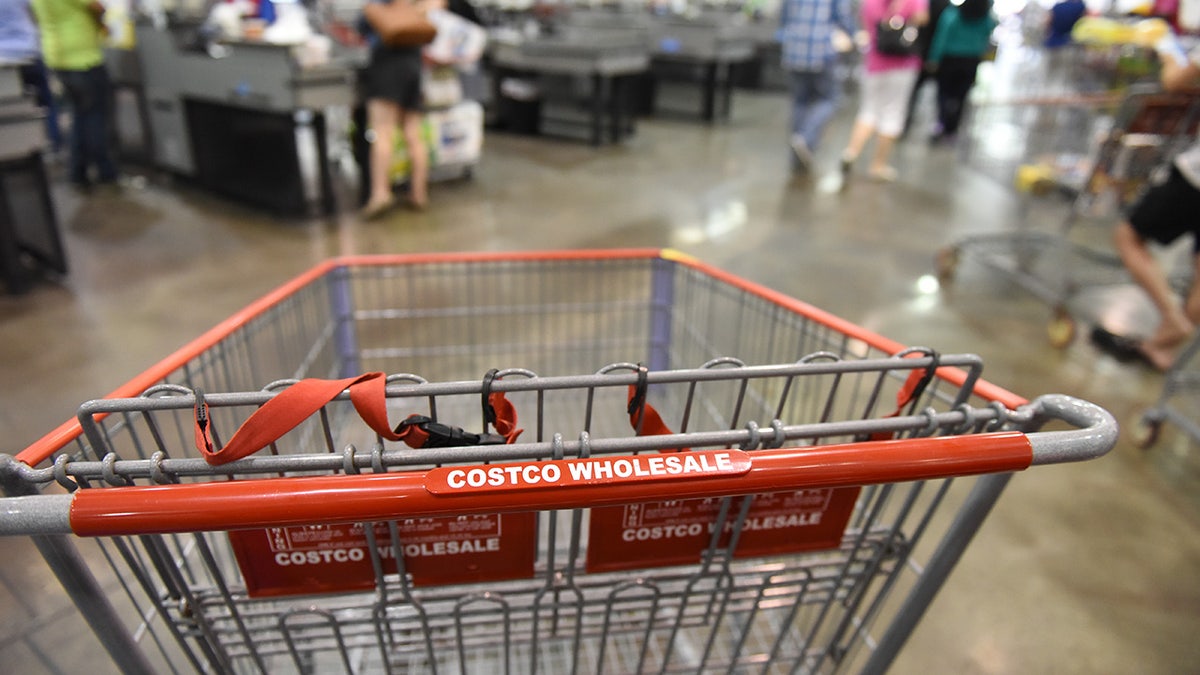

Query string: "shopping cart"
[[1132, 330, 1200, 449], [941, 84, 1200, 346], [0, 251, 1116, 675], [978, 20, 1161, 104]]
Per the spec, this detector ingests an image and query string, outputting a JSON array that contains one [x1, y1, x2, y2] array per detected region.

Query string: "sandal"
[[868, 165, 898, 182], [360, 197, 397, 220]]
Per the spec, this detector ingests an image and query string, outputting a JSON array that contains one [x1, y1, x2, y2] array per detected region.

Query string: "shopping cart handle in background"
[[0, 394, 1116, 538]]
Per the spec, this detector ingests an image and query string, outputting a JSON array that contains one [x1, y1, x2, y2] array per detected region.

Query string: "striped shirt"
[[778, 0, 857, 71]]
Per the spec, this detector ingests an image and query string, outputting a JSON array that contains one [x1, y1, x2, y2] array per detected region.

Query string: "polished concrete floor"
[[2, 58, 1200, 674]]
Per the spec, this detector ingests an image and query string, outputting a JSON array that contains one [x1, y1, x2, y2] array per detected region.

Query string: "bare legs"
[[1113, 221, 1199, 370], [365, 99, 399, 214], [364, 98, 428, 216], [401, 107, 428, 209], [842, 120, 900, 181]]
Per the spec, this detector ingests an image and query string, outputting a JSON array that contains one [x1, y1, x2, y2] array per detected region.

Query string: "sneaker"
[[868, 165, 898, 182], [790, 135, 813, 173], [929, 131, 957, 146]]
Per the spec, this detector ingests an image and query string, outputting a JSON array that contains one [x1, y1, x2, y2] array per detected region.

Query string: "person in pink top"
[[840, 0, 928, 182]]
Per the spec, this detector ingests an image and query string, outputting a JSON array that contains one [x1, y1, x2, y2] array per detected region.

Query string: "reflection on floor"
[[1, 51, 1199, 674]]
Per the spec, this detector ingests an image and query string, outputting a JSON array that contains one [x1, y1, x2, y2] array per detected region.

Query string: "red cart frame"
[[1, 251, 1114, 674]]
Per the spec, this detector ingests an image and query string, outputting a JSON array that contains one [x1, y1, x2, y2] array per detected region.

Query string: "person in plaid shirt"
[[778, 0, 857, 175]]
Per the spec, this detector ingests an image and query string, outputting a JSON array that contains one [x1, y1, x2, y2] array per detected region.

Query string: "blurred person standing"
[[0, 0, 63, 154], [925, 0, 997, 143], [777, 0, 857, 174], [839, 0, 928, 182], [900, 0, 949, 137], [29, 0, 117, 188], [358, 0, 439, 219]]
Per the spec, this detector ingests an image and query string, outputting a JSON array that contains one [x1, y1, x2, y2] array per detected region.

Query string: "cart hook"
[[627, 363, 650, 431], [896, 348, 941, 415], [482, 368, 499, 429], [193, 387, 212, 455], [52, 454, 78, 492], [740, 421, 761, 451]]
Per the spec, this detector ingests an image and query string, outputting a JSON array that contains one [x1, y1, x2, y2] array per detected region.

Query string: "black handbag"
[[875, 1, 920, 57]]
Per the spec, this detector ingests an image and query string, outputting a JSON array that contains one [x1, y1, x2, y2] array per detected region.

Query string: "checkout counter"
[[735, 20, 788, 92], [489, 8, 758, 141], [135, 23, 360, 216], [647, 13, 757, 122], [0, 63, 66, 294], [489, 26, 650, 146]]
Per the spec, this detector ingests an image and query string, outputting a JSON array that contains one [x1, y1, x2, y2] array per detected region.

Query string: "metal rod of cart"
[[1131, 329, 1200, 448], [2, 251, 1115, 674], [941, 84, 1200, 346]]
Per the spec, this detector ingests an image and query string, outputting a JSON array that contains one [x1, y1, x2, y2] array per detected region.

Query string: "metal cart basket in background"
[[943, 85, 1200, 346], [1, 251, 1115, 675]]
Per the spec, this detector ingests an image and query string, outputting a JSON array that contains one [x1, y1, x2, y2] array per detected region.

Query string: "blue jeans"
[[788, 68, 841, 151], [56, 65, 117, 185], [19, 60, 62, 152]]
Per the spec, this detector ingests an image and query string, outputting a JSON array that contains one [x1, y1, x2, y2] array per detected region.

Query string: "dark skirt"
[[362, 46, 423, 110]]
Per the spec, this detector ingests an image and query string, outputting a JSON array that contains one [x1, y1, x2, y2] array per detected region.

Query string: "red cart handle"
[[194, 372, 522, 465]]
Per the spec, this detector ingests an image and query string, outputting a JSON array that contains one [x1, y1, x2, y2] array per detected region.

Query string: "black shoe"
[[1089, 326, 1152, 366]]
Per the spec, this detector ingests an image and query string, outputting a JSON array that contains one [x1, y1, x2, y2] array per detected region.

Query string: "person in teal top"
[[925, 0, 997, 141]]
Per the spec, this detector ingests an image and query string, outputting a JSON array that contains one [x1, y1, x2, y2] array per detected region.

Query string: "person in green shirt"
[[29, 0, 117, 187], [925, 0, 997, 142]]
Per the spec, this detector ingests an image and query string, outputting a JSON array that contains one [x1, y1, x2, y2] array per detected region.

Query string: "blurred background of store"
[[2, 0, 1200, 672]]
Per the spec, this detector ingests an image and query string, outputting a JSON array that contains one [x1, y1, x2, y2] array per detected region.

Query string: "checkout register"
[[133, 0, 361, 216], [0, 62, 66, 294]]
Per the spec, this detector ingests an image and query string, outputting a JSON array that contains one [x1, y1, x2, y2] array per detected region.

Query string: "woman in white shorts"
[[841, 0, 928, 182]]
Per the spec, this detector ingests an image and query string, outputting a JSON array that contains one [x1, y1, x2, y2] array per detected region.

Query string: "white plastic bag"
[[427, 100, 484, 167], [422, 9, 487, 65], [422, 65, 463, 109]]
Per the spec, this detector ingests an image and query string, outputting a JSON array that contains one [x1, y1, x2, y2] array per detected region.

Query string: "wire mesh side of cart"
[[979, 43, 1134, 103], [956, 91, 1118, 201], [944, 88, 1200, 340], [9, 253, 1040, 675]]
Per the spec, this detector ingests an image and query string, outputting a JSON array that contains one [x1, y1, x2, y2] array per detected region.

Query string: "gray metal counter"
[[490, 37, 650, 78], [135, 26, 359, 215], [556, 10, 759, 122], [489, 32, 650, 145], [648, 15, 758, 121], [0, 63, 65, 294], [651, 16, 757, 62]]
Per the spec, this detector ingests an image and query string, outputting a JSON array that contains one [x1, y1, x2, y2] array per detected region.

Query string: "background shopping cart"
[[941, 85, 1200, 346], [2, 251, 1115, 674]]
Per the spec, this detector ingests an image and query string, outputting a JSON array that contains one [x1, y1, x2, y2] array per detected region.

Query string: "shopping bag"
[[422, 65, 463, 108], [388, 116, 438, 181], [422, 8, 488, 65], [876, 15, 921, 56], [363, 0, 437, 47]]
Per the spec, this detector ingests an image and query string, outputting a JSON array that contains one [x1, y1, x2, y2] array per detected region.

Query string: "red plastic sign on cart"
[[585, 487, 859, 573], [229, 513, 537, 598]]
